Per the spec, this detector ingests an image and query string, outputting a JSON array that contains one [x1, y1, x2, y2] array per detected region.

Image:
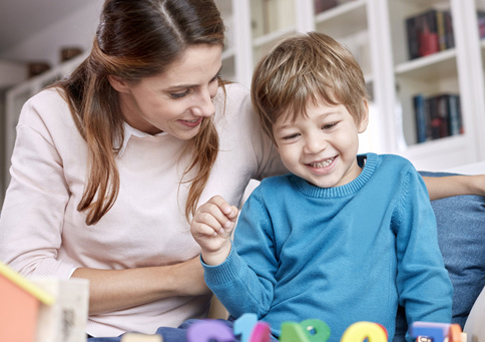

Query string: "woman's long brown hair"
[[54, 0, 225, 225]]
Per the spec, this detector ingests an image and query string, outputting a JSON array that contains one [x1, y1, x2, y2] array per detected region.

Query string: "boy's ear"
[[108, 75, 131, 94], [357, 99, 370, 133]]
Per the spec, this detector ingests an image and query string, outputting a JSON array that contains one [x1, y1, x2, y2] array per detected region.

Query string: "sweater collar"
[[291, 153, 378, 198], [117, 122, 168, 157]]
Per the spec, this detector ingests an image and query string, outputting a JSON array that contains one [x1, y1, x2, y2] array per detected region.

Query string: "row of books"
[[406, 9, 485, 61], [406, 9, 454, 60], [413, 94, 463, 144]]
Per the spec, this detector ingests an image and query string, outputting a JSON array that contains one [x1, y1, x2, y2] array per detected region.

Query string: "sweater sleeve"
[[0, 98, 75, 279], [203, 186, 278, 318], [394, 167, 453, 327]]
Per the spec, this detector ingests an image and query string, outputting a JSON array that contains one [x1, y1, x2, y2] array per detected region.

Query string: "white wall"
[[0, 60, 27, 87], [0, 2, 102, 68], [0, 1, 103, 208]]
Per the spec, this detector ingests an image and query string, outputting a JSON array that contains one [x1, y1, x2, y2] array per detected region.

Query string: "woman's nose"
[[193, 87, 216, 117]]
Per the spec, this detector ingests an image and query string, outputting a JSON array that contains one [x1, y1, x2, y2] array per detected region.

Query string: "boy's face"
[[272, 100, 368, 188]]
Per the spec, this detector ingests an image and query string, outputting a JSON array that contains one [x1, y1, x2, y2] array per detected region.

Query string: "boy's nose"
[[304, 135, 327, 154]]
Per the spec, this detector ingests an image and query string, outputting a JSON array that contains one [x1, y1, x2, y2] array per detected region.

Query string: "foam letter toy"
[[408, 322, 450, 342], [340, 322, 387, 342], [299, 319, 331, 342], [234, 313, 258, 342], [186, 320, 235, 342], [250, 321, 272, 342], [448, 323, 463, 342], [280, 319, 331, 342], [279, 322, 310, 342]]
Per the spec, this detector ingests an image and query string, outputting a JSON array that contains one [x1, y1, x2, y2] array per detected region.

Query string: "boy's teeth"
[[310, 157, 335, 168]]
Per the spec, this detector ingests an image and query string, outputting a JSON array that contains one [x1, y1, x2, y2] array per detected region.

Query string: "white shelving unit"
[[4, 0, 485, 191], [220, 0, 485, 171]]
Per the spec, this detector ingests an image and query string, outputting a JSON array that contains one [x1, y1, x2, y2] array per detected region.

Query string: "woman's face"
[[112, 44, 223, 139]]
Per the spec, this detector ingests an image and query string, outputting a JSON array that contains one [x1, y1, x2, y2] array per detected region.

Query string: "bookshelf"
[[225, 0, 485, 170], [386, 0, 485, 169], [4, 0, 485, 191]]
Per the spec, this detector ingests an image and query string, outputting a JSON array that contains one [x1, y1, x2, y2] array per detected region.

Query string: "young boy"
[[190, 32, 452, 341]]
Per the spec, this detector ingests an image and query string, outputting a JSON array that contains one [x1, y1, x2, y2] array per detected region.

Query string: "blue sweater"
[[203, 153, 452, 341]]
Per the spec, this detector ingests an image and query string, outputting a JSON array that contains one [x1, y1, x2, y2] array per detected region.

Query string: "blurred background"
[[1, 0, 485, 208]]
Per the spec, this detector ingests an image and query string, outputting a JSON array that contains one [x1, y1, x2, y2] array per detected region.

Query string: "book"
[[448, 94, 463, 136], [406, 16, 419, 60], [405, 9, 454, 60], [444, 10, 455, 49], [414, 94, 428, 143], [314, 0, 338, 14], [413, 94, 462, 143], [478, 11, 485, 39]]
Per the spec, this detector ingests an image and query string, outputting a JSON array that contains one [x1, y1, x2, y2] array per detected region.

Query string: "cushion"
[[419, 171, 485, 328], [393, 172, 485, 341]]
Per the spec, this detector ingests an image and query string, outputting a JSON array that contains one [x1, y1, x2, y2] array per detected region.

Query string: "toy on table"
[[0, 261, 55, 342], [120, 333, 163, 342], [0, 261, 89, 342], [409, 321, 466, 342], [33, 277, 89, 342], [234, 313, 271, 342], [186, 319, 235, 342], [340, 321, 387, 342], [280, 319, 331, 342]]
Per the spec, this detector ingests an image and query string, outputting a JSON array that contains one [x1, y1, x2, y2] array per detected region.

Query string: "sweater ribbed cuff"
[[202, 246, 246, 285]]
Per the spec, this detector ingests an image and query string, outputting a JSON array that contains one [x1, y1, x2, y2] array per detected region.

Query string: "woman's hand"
[[190, 196, 239, 266], [423, 174, 485, 201], [468, 174, 485, 197]]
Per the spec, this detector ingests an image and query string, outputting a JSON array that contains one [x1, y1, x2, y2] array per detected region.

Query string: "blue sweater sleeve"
[[203, 186, 278, 318], [394, 167, 453, 326]]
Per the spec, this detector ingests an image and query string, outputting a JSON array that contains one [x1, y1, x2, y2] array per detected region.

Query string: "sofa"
[[391, 163, 485, 341]]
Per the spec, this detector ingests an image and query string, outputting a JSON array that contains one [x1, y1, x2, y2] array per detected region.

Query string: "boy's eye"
[[322, 122, 337, 130], [170, 89, 190, 99], [282, 133, 300, 140]]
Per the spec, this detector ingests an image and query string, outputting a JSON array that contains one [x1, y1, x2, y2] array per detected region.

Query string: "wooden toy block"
[[0, 262, 55, 342], [120, 333, 163, 342], [32, 278, 89, 342]]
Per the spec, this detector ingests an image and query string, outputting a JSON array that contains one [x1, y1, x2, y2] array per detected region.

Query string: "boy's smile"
[[273, 100, 368, 188]]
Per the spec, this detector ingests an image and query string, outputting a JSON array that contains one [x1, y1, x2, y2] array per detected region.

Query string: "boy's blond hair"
[[251, 32, 368, 144]]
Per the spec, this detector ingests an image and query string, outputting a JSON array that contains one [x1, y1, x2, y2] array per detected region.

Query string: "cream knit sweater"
[[0, 83, 284, 337]]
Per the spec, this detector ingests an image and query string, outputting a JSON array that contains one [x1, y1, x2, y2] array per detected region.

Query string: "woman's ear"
[[108, 75, 131, 94], [358, 99, 370, 133]]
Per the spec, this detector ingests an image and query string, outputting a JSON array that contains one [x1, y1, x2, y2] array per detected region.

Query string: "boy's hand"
[[190, 196, 239, 266]]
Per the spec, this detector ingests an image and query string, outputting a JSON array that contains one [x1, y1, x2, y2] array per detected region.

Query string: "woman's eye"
[[170, 89, 190, 99], [210, 73, 221, 83]]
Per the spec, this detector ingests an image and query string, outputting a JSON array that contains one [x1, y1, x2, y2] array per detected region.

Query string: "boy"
[[190, 32, 452, 341]]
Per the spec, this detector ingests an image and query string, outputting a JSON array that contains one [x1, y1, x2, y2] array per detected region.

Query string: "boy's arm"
[[202, 188, 279, 318], [395, 169, 453, 325], [422, 174, 485, 201], [191, 196, 238, 266]]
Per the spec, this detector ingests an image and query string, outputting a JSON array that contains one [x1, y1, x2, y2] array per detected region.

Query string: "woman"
[[0, 0, 283, 338], [0, 0, 483, 340]]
